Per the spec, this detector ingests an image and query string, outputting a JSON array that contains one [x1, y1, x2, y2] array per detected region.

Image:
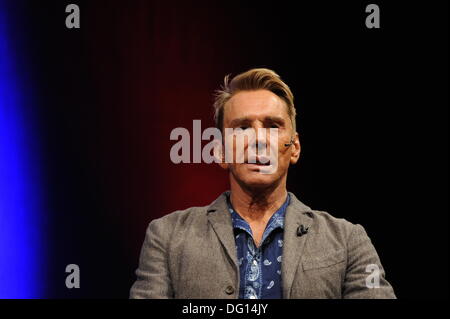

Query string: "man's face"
[[220, 89, 300, 189]]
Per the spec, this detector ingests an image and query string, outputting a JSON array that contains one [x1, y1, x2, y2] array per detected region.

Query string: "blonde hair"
[[213, 68, 296, 133]]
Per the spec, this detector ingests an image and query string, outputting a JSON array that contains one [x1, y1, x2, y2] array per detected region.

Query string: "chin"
[[236, 171, 279, 189], [230, 163, 285, 190], [243, 179, 274, 189]]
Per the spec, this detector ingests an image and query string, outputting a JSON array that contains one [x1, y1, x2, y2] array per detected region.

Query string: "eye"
[[239, 126, 250, 130]]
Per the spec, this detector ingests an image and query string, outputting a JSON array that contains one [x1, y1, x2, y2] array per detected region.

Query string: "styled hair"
[[213, 68, 296, 133]]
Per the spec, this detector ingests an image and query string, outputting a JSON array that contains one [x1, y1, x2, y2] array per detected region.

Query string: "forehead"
[[224, 89, 288, 121]]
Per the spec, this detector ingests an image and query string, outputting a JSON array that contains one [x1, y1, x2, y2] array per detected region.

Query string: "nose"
[[248, 127, 270, 154], [249, 140, 267, 154]]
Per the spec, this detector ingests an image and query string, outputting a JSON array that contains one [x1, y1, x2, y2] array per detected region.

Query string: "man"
[[130, 68, 396, 299]]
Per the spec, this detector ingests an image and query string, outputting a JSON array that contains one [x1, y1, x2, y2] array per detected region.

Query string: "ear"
[[213, 139, 229, 170], [290, 132, 301, 164]]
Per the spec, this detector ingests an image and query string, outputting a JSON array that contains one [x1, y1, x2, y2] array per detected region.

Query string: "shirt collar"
[[226, 193, 290, 236]]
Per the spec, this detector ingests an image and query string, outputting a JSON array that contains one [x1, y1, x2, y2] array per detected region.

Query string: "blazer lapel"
[[206, 191, 239, 271], [282, 192, 314, 299]]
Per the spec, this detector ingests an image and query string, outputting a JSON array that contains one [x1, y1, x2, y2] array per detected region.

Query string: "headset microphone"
[[285, 139, 294, 147]]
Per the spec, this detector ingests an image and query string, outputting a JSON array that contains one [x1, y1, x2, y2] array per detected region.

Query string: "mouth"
[[244, 157, 272, 166]]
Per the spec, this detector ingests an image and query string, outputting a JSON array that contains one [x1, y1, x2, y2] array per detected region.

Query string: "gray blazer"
[[130, 191, 396, 299]]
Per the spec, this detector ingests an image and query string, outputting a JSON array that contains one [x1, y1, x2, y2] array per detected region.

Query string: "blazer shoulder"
[[289, 193, 359, 241], [309, 209, 361, 242], [148, 204, 208, 229]]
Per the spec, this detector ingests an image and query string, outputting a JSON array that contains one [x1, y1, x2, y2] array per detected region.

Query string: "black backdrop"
[[3, 0, 448, 298]]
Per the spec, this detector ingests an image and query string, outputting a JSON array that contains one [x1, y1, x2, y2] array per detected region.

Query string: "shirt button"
[[225, 285, 235, 295]]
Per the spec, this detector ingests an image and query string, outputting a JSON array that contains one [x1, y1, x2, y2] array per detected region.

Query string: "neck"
[[229, 175, 288, 223]]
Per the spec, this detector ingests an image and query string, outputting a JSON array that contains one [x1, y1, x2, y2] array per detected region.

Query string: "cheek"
[[276, 142, 291, 159], [222, 138, 238, 163], [273, 148, 292, 173]]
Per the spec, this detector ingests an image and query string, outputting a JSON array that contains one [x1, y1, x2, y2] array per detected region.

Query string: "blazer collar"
[[206, 190, 315, 299], [281, 192, 315, 299], [206, 191, 238, 270]]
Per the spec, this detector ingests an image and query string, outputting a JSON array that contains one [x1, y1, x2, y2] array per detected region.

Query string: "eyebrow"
[[264, 116, 286, 125], [229, 117, 252, 127], [228, 116, 286, 127]]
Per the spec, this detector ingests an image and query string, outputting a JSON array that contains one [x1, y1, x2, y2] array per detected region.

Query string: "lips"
[[244, 156, 271, 166]]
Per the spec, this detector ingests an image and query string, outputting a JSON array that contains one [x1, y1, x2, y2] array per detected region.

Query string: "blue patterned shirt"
[[226, 193, 290, 299]]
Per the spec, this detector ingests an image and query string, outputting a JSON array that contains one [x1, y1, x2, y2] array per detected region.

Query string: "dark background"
[[3, 0, 448, 298]]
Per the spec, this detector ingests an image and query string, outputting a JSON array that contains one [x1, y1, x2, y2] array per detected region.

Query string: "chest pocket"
[[302, 249, 346, 271]]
